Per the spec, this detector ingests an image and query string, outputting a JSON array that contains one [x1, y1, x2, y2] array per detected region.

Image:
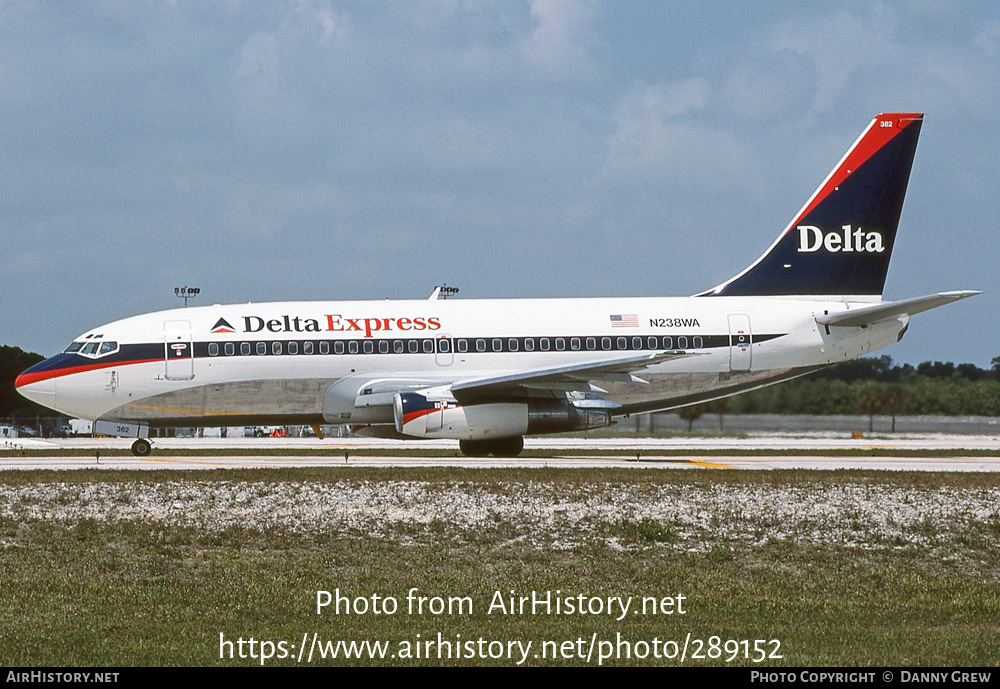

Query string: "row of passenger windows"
[[206, 335, 707, 357]]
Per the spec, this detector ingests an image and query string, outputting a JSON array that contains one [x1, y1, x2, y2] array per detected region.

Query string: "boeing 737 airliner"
[[16, 113, 979, 456]]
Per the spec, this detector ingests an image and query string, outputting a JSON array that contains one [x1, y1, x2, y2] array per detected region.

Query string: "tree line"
[[724, 355, 1000, 417], [0, 346, 44, 418]]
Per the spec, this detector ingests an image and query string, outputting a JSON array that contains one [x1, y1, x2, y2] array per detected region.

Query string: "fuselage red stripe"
[[14, 358, 161, 387]]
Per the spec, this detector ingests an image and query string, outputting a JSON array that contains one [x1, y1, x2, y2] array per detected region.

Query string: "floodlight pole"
[[174, 286, 201, 307]]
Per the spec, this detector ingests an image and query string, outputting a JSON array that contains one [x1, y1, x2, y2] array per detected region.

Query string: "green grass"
[[1, 468, 998, 666]]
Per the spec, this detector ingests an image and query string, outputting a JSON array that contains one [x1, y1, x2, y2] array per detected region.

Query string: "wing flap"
[[450, 350, 699, 402]]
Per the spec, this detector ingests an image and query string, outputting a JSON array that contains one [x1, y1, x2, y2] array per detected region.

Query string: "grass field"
[[2, 468, 998, 666]]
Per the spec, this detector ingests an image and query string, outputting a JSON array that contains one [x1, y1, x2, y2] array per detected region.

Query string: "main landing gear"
[[459, 436, 524, 458], [131, 438, 152, 457]]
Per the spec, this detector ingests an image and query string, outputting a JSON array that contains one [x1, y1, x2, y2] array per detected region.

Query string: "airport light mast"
[[174, 286, 201, 307], [428, 285, 460, 300]]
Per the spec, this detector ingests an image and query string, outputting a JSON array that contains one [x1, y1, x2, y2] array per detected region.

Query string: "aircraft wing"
[[816, 291, 981, 328], [447, 350, 699, 403]]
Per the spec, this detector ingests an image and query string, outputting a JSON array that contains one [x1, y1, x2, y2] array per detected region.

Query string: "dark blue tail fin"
[[701, 113, 923, 298]]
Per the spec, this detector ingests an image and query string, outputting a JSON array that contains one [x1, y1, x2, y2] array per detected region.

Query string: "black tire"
[[459, 439, 491, 457], [459, 437, 524, 458], [131, 438, 152, 457], [490, 436, 524, 457]]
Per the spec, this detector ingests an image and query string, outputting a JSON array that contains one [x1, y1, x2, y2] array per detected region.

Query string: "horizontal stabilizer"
[[816, 291, 981, 327]]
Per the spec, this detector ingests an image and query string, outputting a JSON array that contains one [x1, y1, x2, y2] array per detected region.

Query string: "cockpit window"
[[70, 340, 119, 358]]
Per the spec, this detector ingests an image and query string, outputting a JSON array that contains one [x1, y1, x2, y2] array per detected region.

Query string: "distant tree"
[[814, 355, 895, 382], [917, 361, 955, 379], [856, 381, 887, 432], [955, 363, 985, 381], [676, 403, 705, 432], [710, 397, 730, 431], [0, 345, 45, 418], [882, 384, 906, 432]]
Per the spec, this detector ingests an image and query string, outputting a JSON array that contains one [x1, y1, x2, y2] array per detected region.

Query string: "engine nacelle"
[[393, 392, 613, 440]]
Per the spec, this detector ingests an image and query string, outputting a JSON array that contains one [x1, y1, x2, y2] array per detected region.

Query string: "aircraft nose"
[[15, 366, 58, 409]]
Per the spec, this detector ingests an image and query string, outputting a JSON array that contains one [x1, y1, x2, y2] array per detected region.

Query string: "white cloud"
[[770, 8, 903, 112], [603, 78, 749, 187], [519, 0, 602, 79]]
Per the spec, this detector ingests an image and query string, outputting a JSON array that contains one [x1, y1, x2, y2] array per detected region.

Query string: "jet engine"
[[393, 392, 614, 440]]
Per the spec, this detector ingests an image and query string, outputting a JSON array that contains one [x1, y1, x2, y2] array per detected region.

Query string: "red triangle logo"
[[211, 317, 236, 333]]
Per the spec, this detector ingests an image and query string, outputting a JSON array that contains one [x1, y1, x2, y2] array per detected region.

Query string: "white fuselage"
[[18, 295, 907, 430]]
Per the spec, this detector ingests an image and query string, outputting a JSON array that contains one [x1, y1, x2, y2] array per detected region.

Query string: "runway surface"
[[2, 434, 999, 472]]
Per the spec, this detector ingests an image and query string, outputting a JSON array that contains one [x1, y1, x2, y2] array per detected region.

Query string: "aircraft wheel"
[[490, 436, 524, 457], [459, 439, 491, 457], [131, 438, 152, 457]]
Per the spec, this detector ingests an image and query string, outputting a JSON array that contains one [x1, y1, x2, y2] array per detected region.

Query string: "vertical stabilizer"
[[701, 113, 923, 298]]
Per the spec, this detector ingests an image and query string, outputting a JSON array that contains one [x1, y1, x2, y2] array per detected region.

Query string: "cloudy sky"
[[2, 1, 997, 365]]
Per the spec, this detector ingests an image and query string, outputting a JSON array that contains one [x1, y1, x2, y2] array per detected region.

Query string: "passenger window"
[[272, 342, 282, 355], [556, 338, 566, 351], [617, 337, 627, 350], [540, 338, 550, 351], [348, 341, 359, 354], [693, 336, 703, 349], [586, 338, 596, 351], [321, 341, 332, 355], [662, 337, 673, 349], [408, 340, 419, 353], [288, 342, 299, 355], [647, 336, 657, 349], [570, 338, 580, 351], [677, 336, 688, 349], [225, 342, 235, 356], [476, 339, 486, 352], [394, 340, 404, 354], [524, 338, 534, 352], [457, 339, 468, 353], [256, 342, 267, 355], [508, 338, 518, 352], [208, 343, 219, 357], [492, 338, 502, 352], [363, 341, 374, 354], [304, 341, 314, 355], [439, 339, 450, 353], [602, 337, 611, 351], [423, 339, 434, 353], [379, 340, 389, 354], [241, 342, 251, 356]]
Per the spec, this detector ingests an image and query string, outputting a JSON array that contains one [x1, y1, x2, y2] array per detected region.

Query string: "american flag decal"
[[610, 314, 639, 328]]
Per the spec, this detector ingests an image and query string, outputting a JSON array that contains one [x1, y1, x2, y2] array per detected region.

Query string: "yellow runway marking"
[[687, 459, 737, 469], [137, 457, 229, 467]]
